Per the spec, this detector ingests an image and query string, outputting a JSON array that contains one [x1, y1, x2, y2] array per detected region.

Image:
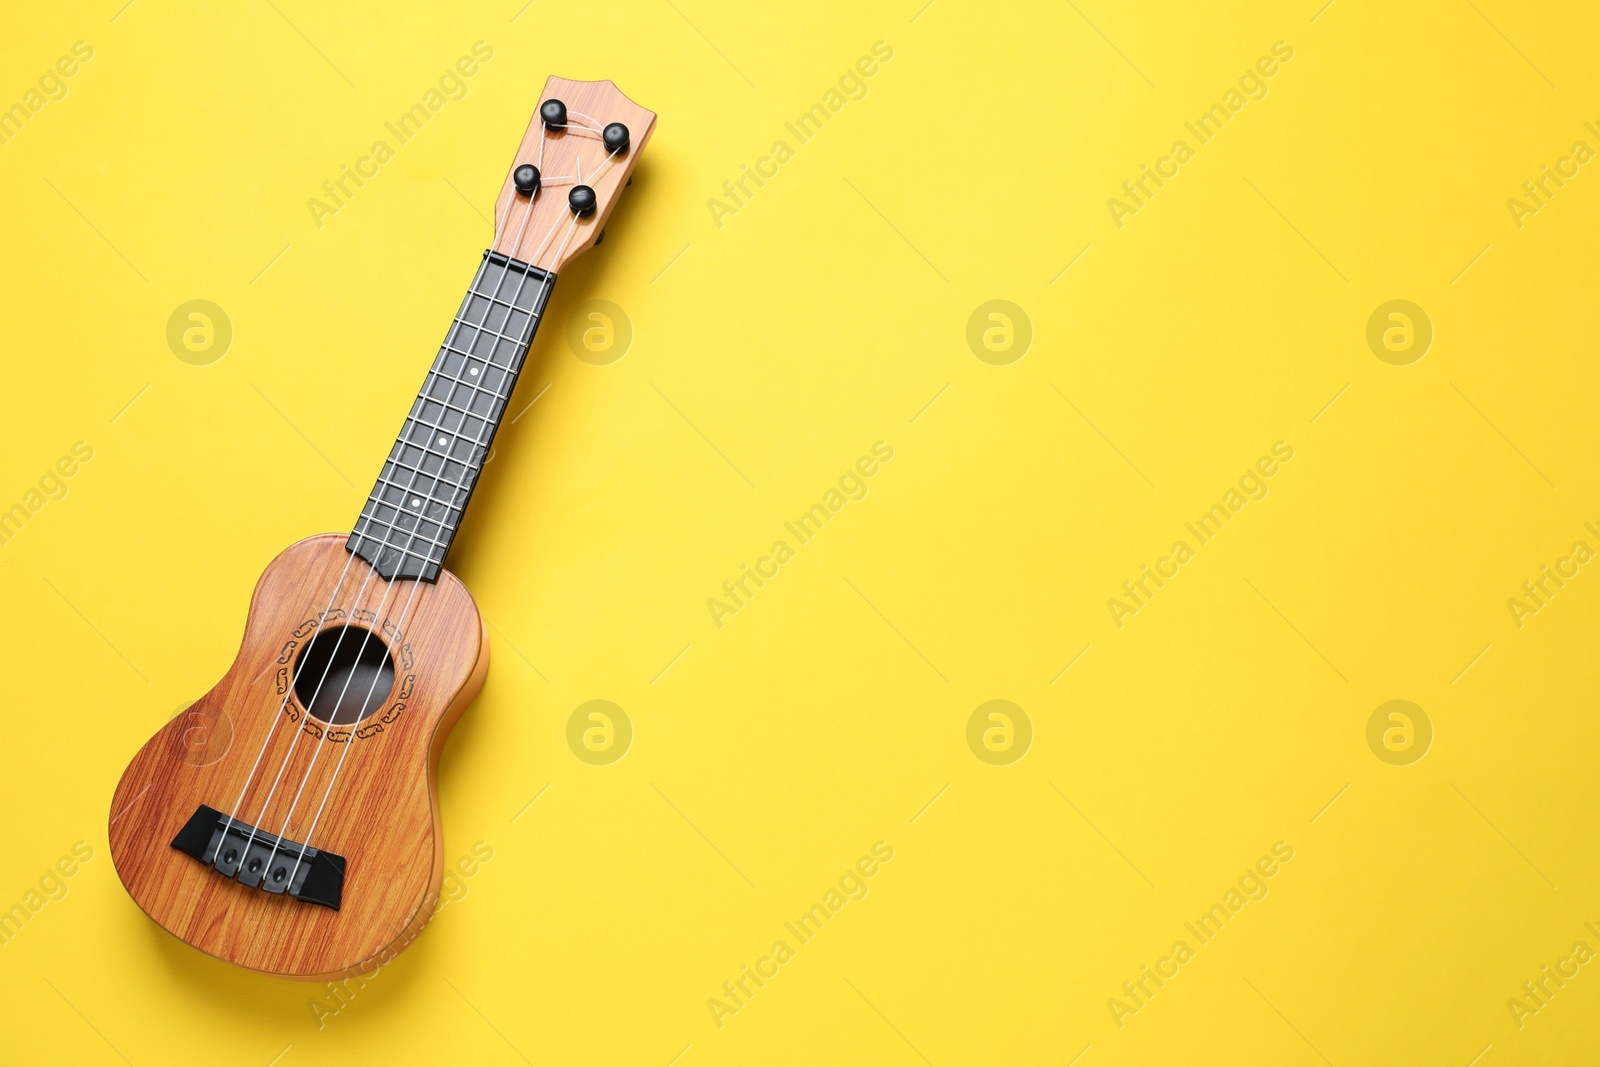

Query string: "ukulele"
[[108, 77, 655, 980]]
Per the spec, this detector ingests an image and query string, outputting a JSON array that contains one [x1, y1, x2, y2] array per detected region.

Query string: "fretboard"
[[347, 251, 556, 581]]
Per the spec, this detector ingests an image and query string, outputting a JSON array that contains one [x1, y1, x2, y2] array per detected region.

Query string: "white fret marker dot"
[[438, 436, 447, 446], [469, 366, 479, 375], [411, 498, 422, 508]]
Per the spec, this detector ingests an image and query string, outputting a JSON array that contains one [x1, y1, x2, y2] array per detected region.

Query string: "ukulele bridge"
[[170, 804, 345, 910]]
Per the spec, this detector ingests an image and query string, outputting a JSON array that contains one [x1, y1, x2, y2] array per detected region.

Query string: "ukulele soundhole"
[[292, 625, 397, 725]]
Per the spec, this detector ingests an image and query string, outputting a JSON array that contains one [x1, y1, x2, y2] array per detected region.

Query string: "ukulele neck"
[[347, 250, 556, 581]]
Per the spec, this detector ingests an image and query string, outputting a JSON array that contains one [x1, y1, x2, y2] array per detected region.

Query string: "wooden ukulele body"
[[108, 533, 488, 980], [107, 75, 654, 980]]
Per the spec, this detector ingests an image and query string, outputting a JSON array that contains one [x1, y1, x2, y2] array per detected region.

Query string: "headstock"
[[491, 76, 656, 273]]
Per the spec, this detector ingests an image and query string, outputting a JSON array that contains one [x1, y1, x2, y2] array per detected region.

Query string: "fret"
[[365, 445, 481, 533], [398, 414, 488, 468], [464, 288, 540, 314], [394, 424, 489, 484], [432, 359, 513, 395], [438, 341, 522, 377], [445, 331, 522, 371], [421, 370, 508, 419], [455, 301, 532, 338], [382, 436, 479, 484], [346, 537, 441, 587], [446, 315, 539, 353], [346, 534, 433, 575], [356, 508, 456, 561], [420, 377, 500, 422], [376, 479, 467, 531], [409, 399, 487, 436], [430, 350, 516, 393], [446, 269, 551, 366], [430, 362, 514, 401], [461, 281, 533, 317], [351, 507, 453, 555], [412, 388, 505, 427], [418, 396, 505, 431], [347, 250, 557, 582], [364, 482, 460, 532], [370, 483, 464, 532], [455, 292, 543, 329], [473, 262, 549, 309], [478, 255, 545, 296], [376, 458, 474, 510], [354, 509, 454, 558], [373, 460, 475, 506], [351, 520, 443, 557], [418, 373, 505, 413], [384, 441, 474, 489]]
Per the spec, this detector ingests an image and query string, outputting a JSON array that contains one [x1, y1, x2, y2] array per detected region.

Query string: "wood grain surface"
[[491, 75, 656, 272], [108, 534, 487, 980]]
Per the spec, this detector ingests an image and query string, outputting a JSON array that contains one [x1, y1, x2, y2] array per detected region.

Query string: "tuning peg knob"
[[603, 122, 630, 153], [540, 98, 567, 129], [513, 164, 540, 196], [569, 185, 597, 216]]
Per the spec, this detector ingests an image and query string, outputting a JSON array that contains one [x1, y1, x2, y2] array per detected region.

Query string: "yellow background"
[[2, 0, 1598, 1063]]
